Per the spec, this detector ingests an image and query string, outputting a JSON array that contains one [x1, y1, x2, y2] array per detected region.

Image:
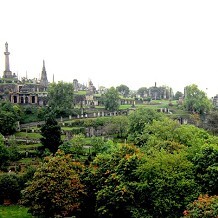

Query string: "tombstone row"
[[76, 110, 128, 119]]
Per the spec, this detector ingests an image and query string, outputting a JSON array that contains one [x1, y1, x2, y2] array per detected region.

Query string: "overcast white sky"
[[0, 0, 218, 97]]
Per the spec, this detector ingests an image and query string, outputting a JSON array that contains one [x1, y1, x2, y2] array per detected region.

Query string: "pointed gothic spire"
[[40, 60, 48, 87], [43, 59, 46, 71]]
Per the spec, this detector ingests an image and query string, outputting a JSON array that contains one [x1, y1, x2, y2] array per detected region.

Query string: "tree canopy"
[[127, 107, 164, 146], [136, 150, 199, 218], [2, 91, 218, 218], [103, 87, 120, 111], [137, 87, 148, 98], [47, 81, 74, 117], [204, 111, 218, 134], [116, 84, 130, 97], [184, 84, 212, 114], [174, 91, 183, 100], [40, 115, 62, 154], [183, 194, 218, 218], [0, 101, 21, 136], [21, 151, 85, 217]]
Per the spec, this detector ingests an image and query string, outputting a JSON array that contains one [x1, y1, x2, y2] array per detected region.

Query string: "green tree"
[[0, 100, 22, 135], [81, 144, 143, 218], [103, 116, 129, 138], [58, 141, 72, 155], [204, 111, 218, 135], [0, 100, 22, 119], [189, 113, 202, 127], [40, 115, 62, 154], [137, 87, 148, 98], [159, 86, 172, 99], [192, 144, 218, 195], [21, 150, 85, 217], [7, 139, 20, 162], [0, 111, 18, 136], [184, 84, 212, 114], [141, 117, 184, 152], [116, 84, 130, 97], [127, 107, 164, 146], [112, 116, 129, 138], [0, 173, 22, 204], [90, 136, 106, 155], [103, 87, 120, 111], [89, 137, 115, 157], [0, 134, 10, 170], [47, 81, 74, 117], [136, 150, 200, 218], [70, 133, 86, 156], [174, 91, 183, 100], [141, 116, 214, 157]]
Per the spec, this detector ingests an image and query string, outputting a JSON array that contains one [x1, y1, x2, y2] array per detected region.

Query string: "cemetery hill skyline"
[[0, 41, 217, 99]]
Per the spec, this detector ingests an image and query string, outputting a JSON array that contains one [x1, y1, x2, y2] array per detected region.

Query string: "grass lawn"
[[76, 90, 86, 95], [15, 132, 41, 140], [62, 126, 83, 131], [0, 205, 32, 218], [119, 104, 133, 110], [18, 157, 41, 165], [18, 143, 42, 150]]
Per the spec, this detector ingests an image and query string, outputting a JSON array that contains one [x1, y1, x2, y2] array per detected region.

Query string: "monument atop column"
[[3, 42, 13, 78]]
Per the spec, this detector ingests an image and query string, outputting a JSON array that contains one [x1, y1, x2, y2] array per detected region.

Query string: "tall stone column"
[[3, 42, 12, 78], [5, 42, 10, 71]]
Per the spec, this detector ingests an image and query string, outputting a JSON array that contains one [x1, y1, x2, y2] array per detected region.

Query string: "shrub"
[[183, 194, 218, 217], [21, 151, 85, 217], [0, 173, 22, 204]]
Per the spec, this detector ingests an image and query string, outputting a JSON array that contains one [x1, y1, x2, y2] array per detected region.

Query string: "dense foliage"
[[47, 81, 74, 117], [204, 111, 218, 134], [40, 115, 62, 154], [184, 84, 212, 114], [174, 91, 183, 100], [0, 173, 22, 204], [103, 87, 120, 111], [137, 87, 148, 98], [136, 150, 199, 217], [127, 107, 164, 146], [81, 144, 143, 218], [21, 151, 85, 217], [1, 98, 218, 217], [0, 134, 20, 171], [116, 84, 130, 97], [0, 101, 21, 135], [183, 195, 218, 217]]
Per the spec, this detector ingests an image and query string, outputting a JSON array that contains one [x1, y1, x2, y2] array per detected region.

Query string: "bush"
[[71, 127, 86, 135], [21, 151, 85, 217], [0, 173, 22, 204], [0, 143, 10, 170], [183, 194, 218, 217]]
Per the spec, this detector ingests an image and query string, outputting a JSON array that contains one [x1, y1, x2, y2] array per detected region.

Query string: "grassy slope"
[[0, 205, 32, 218]]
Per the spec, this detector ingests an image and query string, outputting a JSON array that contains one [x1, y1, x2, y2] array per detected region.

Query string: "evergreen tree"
[[40, 115, 62, 154]]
